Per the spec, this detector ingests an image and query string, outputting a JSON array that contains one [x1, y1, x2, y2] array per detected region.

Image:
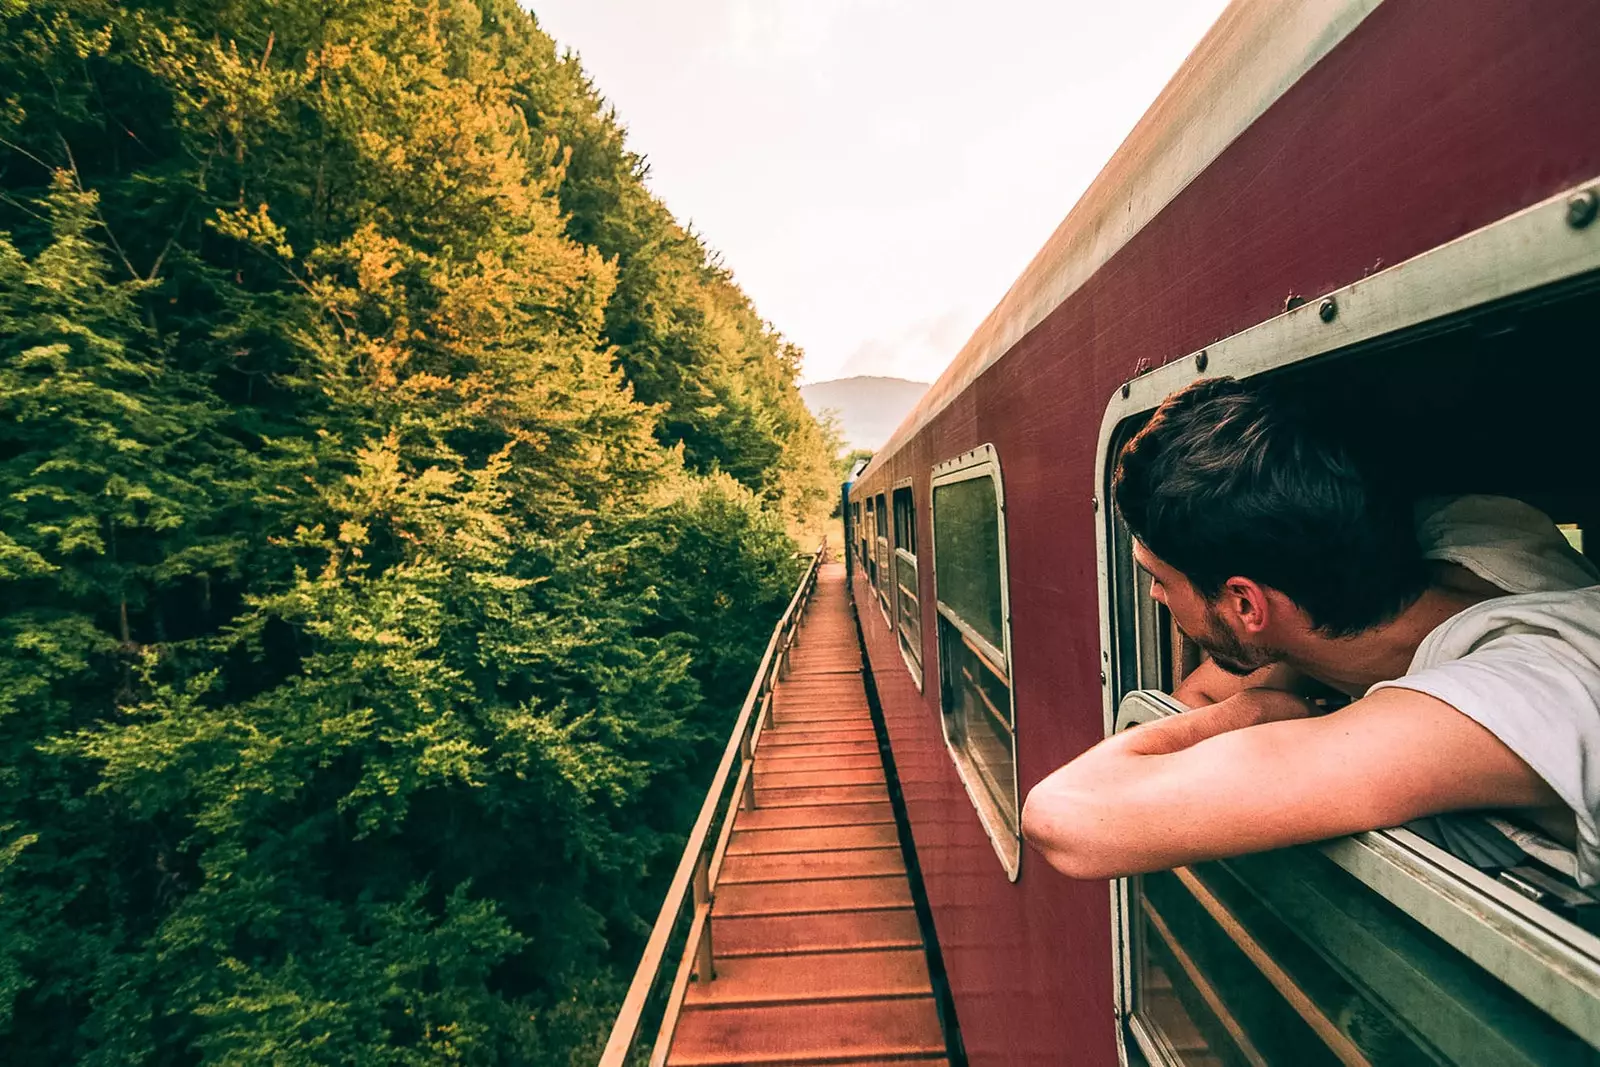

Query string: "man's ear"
[[1221, 577, 1273, 635]]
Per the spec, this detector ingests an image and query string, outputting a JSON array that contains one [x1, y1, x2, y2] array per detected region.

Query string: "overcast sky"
[[527, 1, 1233, 384]]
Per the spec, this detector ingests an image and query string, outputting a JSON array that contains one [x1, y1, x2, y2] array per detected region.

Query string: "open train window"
[[932, 445, 1020, 879], [892, 483, 923, 687], [851, 500, 863, 573], [1095, 182, 1600, 1066], [874, 492, 892, 622], [862, 496, 878, 587]]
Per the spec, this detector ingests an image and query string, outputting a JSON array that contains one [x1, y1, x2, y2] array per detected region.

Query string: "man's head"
[[1113, 377, 1425, 671]]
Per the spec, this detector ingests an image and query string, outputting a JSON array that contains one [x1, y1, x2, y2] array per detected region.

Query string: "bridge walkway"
[[665, 562, 948, 1066]]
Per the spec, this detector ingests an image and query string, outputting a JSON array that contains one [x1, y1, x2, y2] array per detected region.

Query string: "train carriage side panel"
[[850, 1, 1600, 1064]]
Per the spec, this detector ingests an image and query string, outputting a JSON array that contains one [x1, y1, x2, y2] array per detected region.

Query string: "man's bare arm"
[[1021, 687, 1562, 880]]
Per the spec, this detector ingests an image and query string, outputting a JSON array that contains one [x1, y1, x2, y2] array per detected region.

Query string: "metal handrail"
[[598, 539, 827, 1067]]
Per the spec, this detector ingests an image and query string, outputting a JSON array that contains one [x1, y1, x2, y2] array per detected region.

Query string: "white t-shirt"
[[1369, 496, 1600, 884]]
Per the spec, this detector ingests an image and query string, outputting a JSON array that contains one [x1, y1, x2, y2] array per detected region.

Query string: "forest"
[[0, 0, 841, 1062]]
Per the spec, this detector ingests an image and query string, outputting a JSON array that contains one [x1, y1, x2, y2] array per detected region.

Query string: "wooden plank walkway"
[[667, 562, 948, 1067]]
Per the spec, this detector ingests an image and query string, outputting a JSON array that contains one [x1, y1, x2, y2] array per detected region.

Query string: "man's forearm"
[[1021, 689, 1314, 877], [1025, 686, 1567, 882]]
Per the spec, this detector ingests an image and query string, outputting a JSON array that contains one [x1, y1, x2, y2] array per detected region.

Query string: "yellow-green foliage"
[[0, 1, 833, 1061]]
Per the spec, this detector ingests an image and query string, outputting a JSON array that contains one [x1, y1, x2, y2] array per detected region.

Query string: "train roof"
[[859, 0, 1381, 484]]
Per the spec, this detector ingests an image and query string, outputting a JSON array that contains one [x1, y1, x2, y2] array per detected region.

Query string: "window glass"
[[933, 476, 1004, 651], [932, 457, 1017, 877], [1135, 851, 1600, 1066], [940, 626, 1014, 823], [893, 485, 918, 554], [863, 499, 877, 585], [875, 493, 891, 610], [860, 502, 869, 575], [892, 486, 922, 678], [897, 554, 922, 668]]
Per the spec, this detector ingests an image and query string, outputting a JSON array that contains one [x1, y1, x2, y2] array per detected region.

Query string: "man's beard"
[[1190, 604, 1280, 676]]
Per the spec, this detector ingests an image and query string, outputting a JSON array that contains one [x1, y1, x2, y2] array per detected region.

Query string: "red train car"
[[844, 1, 1600, 1063]]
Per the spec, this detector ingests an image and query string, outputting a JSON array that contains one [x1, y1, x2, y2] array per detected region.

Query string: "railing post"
[[692, 852, 714, 982], [739, 728, 757, 810]]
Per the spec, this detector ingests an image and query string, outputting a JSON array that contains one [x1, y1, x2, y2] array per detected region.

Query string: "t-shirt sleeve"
[[1369, 629, 1600, 886]]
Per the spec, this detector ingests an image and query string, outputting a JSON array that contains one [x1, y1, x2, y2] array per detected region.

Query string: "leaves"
[[0, 1, 832, 1062]]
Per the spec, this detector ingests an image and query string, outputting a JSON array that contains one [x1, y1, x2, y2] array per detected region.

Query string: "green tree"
[[0, 1, 833, 1061]]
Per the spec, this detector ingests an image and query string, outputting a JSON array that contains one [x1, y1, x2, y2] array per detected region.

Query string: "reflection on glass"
[[1134, 850, 1600, 1066], [932, 476, 1003, 650], [893, 485, 918, 553], [939, 618, 1016, 838], [896, 552, 921, 668], [931, 466, 1016, 872]]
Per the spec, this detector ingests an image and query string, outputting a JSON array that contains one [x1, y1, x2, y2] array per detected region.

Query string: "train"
[[840, 0, 1600, 1063]]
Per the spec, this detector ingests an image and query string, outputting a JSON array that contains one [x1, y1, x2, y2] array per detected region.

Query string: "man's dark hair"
[[1113, 376, 1426, 637]]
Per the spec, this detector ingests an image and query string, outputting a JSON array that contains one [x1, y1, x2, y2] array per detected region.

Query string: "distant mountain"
[[801, 376, 930, 453]]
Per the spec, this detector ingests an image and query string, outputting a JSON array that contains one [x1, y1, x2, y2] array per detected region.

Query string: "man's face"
[[1131, 541, 1278, 676]]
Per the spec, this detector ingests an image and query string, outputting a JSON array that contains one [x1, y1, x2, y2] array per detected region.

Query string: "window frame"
[[1093, 175, 1600, 1065], [891, 479, 924, 689], [850, 500, 863, 575], [931, 443, 1022, 880], [873, 492, 892, 624], [862, 497, 877, 587]]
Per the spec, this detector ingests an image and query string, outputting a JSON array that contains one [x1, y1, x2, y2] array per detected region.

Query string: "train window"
[[874, 493, 891, 622], [859, 500, 869, 577], [892, 483, 922, 686], [1096, 185, 1600, 1066], [932, 445, 1019, 879], [1116, 694, 1600, 1067], [851, 500, 863, 571], [863, 497, 878, 587]]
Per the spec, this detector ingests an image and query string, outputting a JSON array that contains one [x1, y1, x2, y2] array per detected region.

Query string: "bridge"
[[600, 554, 954, 1066]]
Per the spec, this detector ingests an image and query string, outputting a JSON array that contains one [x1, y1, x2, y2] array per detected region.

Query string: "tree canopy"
[[0, 2, 839, 1062]]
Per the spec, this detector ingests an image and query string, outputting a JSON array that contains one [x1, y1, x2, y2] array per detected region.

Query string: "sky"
[[528, 1, 1234, 385]]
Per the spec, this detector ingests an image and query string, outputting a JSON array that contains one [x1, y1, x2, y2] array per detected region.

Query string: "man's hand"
[[1020, 687, 1562, 880], [1171, 658, 1305, 707], [1121, 688, 1315, 757]]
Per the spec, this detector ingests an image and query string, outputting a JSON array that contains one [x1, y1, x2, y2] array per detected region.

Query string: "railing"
[[598, 540, 828, 1067]]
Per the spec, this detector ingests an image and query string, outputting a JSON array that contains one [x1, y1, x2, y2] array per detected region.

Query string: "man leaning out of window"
[[1022, 377, 1600, 884]]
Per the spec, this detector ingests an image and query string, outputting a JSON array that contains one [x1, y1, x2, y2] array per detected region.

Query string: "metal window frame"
[[851, 501, 863, 574], [861, 499, 875, 583], [891, 479, 924, 690], [891, 478, 917, 554], [874, 492, 892, 626], [930, 444, 1022, 881], [1092, 175, 1600, 1066]]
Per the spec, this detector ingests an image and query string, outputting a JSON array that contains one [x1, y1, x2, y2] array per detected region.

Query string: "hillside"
[[0, 2, 837, 1062], [802, 376, 930, 452]]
